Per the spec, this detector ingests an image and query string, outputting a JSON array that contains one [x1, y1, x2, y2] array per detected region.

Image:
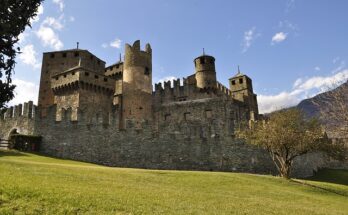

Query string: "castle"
[[0, 40, 337, 177]]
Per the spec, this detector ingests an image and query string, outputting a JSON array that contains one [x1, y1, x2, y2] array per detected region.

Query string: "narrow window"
[[104, 78, 107, 82], [74, 52, 79, 57], [200, 57, 205, 64], [62, 53, 67, 58], [85, 72, 89, 76], [206, 110, 213, 119], [239, 78, 243, 84], [95, 75, 99, 79], [50, 53, 55, 58], [144, 67, 150, 75]]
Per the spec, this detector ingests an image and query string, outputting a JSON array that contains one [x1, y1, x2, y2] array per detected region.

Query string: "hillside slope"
[[0, 151, 347, 215], [298, 81, 348, 136]]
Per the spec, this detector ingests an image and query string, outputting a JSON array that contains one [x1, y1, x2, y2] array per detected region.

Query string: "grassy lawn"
[[0, 150, 347, 215]]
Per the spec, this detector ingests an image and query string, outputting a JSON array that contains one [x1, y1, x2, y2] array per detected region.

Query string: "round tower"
[[122, 40, 152, 127], [194, 54, 217, 89]]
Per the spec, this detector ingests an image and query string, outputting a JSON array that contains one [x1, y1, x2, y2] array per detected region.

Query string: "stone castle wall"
[[0, 100, 331, 178], [0, 102, 36, 140]]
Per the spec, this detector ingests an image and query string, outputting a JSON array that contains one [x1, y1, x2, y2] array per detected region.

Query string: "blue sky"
[[12, 0, 348, 113]]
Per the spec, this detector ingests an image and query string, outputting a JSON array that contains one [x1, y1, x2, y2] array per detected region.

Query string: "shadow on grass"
[[289, 169, 348, 198], [308, 168, 348, 186], [0, 150, 28, 158]]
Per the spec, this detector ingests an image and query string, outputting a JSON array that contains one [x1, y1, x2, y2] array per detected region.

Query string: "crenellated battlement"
[[124, 40, 152, 68], [0, 101, 36, 120], [216, 81, 232, 97]]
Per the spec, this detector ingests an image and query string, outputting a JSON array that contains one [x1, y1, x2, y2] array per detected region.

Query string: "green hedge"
[[9, 134, 42, 151]]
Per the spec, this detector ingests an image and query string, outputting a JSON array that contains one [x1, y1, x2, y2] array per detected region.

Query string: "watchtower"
[[229, 68, 259, 120], [194, 53, 217, 90], [121, 40, 152, 127]]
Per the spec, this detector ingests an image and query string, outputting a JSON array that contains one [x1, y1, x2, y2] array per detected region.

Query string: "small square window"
[[200, 58, 205, 64], [95, 75, 99, 79], [104, 78, 107, 82], [74, 52, 79, 57], [50, 53, 55, 58], [231, 80, 236, 85], [85, 72, 89, 76], [62, 53, 67, 58], [206, 110, 213, 119]]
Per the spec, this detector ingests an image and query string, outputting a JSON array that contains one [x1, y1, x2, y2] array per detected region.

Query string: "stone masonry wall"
[[0, 101, 335, 178]]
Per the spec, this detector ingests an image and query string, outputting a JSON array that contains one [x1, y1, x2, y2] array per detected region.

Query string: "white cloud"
[[30, 5, 44, 24], [242, 27, 259, 53], [8, 79, 39, 106], [36, 25, 63, 50], [69, 16, 75, 22], [315, 66, 321, 71], [18, 44, 41, 69], [271, 32, 287, 44], [101, 43, 108, 48], [258, 69, 348, 113], [52, 0, 64, 12], [110, 38, 122, 49], [258, 91, 300, 114], [18, 31, 29, 44], [42, 17, 64, 30]]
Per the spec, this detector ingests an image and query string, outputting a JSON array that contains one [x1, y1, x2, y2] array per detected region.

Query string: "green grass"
[[0, 150, 347, 215]]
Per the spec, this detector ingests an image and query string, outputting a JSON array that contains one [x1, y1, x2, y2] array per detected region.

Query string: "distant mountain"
[[297, 81, 348, 137]]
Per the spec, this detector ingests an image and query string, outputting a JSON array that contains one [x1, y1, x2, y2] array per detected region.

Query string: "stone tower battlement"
[[122, 40, 153, 127], [0, 101, 36, 120]]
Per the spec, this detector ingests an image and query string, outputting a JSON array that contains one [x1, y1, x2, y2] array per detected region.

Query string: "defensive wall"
[[0, 100, 331, 178]]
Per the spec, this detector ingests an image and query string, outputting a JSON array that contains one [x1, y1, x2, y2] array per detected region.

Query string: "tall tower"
[[194, 54, 217, 90], [121, 40, 152, 127], [229, 68, 259, 120], [38, 49, 105, 116]]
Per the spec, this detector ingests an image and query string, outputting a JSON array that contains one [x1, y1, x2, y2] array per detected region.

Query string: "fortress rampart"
[[0, 40, 342, 178]]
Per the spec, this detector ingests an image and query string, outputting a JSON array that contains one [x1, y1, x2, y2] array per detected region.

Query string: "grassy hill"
[[0, 151, 347, 215]]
